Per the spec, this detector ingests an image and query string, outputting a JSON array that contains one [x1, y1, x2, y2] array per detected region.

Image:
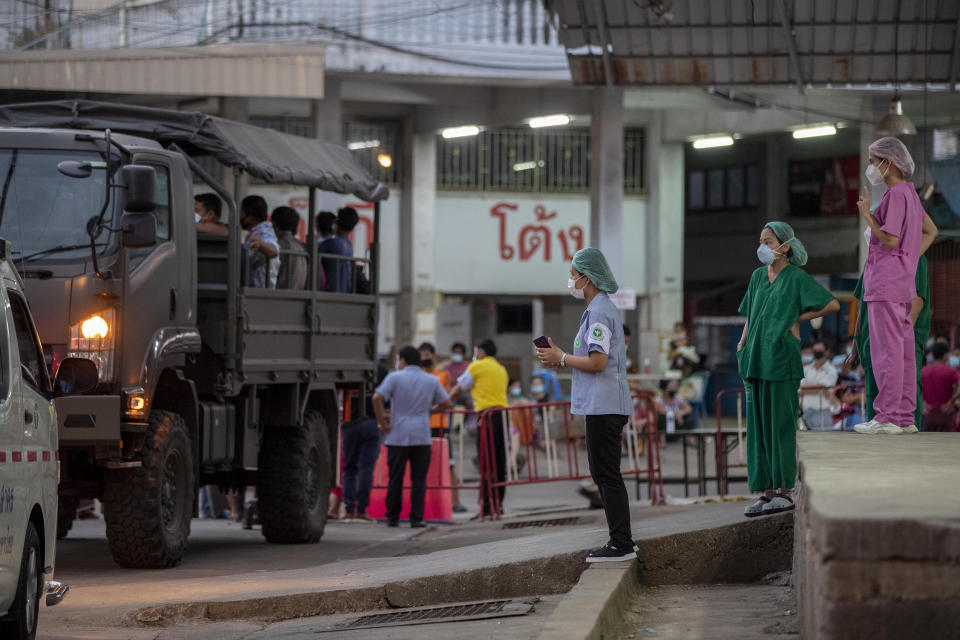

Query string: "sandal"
[[760, 494, 795, 515], [744, 495, 771, 518]]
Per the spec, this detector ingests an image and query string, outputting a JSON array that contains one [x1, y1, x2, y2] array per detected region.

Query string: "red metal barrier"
[[474, 393, 665, 518]]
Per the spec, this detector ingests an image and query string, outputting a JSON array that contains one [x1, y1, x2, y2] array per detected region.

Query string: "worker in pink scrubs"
[[854, 137, 938, 434]]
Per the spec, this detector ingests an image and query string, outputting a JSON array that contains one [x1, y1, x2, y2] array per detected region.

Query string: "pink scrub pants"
[[868, 301, 915, 427]]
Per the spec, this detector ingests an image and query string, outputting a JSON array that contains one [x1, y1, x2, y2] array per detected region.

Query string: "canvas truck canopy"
[[0, 99, 389, 202]]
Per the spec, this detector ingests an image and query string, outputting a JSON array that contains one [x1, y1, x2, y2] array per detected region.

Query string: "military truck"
[[0, 100, 387, 568]]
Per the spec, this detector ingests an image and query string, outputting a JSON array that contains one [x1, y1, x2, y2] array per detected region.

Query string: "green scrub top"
[[738, 265, 836, 382], [855, 254, 930, 366]]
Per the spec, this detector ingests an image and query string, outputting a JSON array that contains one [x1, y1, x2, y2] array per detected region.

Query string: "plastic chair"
[[687, 371, 711, 426]]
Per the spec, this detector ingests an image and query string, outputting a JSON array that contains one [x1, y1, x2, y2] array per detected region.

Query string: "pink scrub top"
[[863, 182, 923, 303]]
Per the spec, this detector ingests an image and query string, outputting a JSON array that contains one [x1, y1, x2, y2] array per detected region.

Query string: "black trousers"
[[585, 414, 633, 549], [479, 411, 507, 515], [385, 445, 432, 523]]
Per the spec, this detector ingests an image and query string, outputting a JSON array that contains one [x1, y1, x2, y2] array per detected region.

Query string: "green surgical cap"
[[764, 221, 808, 267], [572, 247, 619, 293]]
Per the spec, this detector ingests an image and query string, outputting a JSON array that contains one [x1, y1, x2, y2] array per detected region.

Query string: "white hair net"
[[868, 136, 915, 179]]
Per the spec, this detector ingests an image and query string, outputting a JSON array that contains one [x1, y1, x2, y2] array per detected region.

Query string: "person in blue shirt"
[[318, 206, 359, 293], [373, 345, 451, 528], [536, 247, 634, 563]]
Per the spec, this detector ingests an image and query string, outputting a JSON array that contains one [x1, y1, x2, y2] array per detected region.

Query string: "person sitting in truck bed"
[[194, 192, 228, 236], [240, 195, 279, 288], [319, 206, 358, 293], [272, 206, 308, 290]]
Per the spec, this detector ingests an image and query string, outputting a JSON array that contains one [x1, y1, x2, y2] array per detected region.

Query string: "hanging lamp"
[[876, 96, 917, 137], [876, 5, 916, 137]]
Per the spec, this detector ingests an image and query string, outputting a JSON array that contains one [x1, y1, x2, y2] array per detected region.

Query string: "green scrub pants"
[[744, 378, 800, 492]]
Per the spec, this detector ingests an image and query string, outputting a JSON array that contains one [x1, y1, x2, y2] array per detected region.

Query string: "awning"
[[0, 99, 389, 202]]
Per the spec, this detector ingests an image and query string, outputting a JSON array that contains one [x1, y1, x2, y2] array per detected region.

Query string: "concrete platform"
[[795, 432, 960, 640]]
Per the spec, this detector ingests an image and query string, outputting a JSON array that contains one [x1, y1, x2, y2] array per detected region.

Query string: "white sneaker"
[[902, 425, 919, 434], [853, 420, 902, 434]]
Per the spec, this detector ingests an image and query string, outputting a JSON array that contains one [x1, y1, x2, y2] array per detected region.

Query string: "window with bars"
[[687, 164, 760, 212], [343, 121, 401, 186], [436, 127, 645, 194]]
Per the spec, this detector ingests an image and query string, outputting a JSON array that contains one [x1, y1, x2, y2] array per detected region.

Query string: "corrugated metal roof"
[[547, 0, 960, 87]]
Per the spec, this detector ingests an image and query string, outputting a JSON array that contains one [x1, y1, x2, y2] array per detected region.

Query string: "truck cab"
[[0, 238, 73, 640]]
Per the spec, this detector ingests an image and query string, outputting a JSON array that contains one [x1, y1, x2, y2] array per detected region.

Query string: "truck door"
[[0, 283, 26, 602], [120, 158, 190, 394]]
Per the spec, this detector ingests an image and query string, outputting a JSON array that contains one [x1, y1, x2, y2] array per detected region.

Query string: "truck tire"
[[258, 412, 331, 544], [0, 521, 42, 640], [102, 411, 194, 568], [57, 497, 77, 540]]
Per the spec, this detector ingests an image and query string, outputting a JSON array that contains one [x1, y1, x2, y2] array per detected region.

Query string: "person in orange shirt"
[[420, 343, 451, 437]]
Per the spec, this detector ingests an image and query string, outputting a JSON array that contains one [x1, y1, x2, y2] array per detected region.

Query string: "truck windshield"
[[0, 149, 116, 261]]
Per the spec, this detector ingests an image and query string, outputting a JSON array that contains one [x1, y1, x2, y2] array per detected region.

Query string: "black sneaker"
[[410, 521, 427, 529], [586, 542, 637, 563], [387, 520, 399, 528]]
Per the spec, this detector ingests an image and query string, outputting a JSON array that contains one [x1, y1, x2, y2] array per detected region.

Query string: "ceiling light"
[[377, 153, 393, 168], [691, 135, 734, 150], [528, 114, 570, 128], [441, 125, 480, 139], [512, 160, 539, 172], [876, 96, 917, 137], [347, 139, 380, 151], [792, 125, 837, 139]]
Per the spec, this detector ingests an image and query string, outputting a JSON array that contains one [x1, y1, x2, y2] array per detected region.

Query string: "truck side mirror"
[[121, 212, 157, 248], [54, 357, 99, 396], [121, 164, 156, 213]]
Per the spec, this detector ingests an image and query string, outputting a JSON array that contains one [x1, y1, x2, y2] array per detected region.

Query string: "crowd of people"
[[193, 192, 364, 293]]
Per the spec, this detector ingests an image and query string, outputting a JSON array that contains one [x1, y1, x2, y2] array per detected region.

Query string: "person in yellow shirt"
[[448, 339, 509, 518]]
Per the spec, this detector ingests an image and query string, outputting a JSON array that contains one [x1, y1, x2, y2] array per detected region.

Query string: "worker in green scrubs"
[[851, 241, 933, 429], [738, 222, 840, 518]]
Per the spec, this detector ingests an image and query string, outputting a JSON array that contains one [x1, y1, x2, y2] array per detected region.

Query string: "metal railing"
[[338, 393, 665, 518]]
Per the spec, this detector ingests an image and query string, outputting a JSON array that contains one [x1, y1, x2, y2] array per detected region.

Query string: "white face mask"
[[757, 244, 776, 265], [568, 274, 586, 299], [195, 212, 202, 224], [865, 160, 888, 186], [450, 353, 463, 363]]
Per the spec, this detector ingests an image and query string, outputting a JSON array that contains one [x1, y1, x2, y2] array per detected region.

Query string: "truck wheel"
[[258, 412, 331, 544], [0, 521, 42, 640], [103, 411, 194, 568], [57, 497, 77, 539]]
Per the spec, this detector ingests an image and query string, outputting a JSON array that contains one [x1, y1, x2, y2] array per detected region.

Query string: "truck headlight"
[[69, 309, 115, 381]]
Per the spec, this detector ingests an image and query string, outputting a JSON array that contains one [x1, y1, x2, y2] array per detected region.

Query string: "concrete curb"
[[537, 512, 795, 640], [537, 561, 640, 640], [128, 551, 589, 627]]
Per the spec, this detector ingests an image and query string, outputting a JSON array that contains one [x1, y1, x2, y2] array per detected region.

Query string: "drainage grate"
[[502, 516, 581, 529], [328, 599, 535, 632]]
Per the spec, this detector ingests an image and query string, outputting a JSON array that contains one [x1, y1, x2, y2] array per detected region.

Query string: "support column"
[[218, 97, 249, 210], [859, 97, 887, 271], [397, 126, 437, 346], [640, 111, 685, 367], [590, 87, 625, 275], [311, 77, 343, 213]]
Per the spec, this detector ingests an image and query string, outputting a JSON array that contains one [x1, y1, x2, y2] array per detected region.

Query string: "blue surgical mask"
[[949, 355, 960, 368], [802, 354, 814, 365], [530, 385, 545, 395], [451, 353, 463, 363]]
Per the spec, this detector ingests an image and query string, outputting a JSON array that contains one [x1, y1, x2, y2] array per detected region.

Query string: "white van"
[[0, 238, 84, 639]]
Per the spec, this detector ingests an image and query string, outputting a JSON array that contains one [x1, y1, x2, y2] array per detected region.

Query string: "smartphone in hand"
[[533, 335, 550, 349]]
